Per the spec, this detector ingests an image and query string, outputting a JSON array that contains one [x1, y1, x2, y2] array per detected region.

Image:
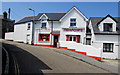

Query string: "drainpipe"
[[50, 20, 53, 47]]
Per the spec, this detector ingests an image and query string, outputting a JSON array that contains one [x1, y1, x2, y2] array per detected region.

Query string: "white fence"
[[59, 41, 102, 59], [5, 32, 14, 40]]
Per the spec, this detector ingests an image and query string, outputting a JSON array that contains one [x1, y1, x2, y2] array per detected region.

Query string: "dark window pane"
[[86, 38, 91, 45], [103, 43, 113, 52], [73, 36, 76, 41], [27, 23, 30, 30], [42, 23, 46, 28], [70, 19, 76, 27], [104, 23, 112, 31], [70, 23, 76, 26], [70, 19, 76, 22], [70, 36, 72, 41]]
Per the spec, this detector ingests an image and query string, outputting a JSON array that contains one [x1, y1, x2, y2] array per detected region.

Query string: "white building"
[[87, 15, 120, 59], [5, 7, 120, 60], [12, 6, 88, 47]]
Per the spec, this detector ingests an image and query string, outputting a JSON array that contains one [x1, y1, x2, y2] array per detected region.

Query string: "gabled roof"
[[90, 17, 103, 33], [97, 14, 118, 25], [60, 6, 88, 21], [15, 13, 66, 24], [36, 13, 66, 21], [15, 16, 35, 24], [15, 6, 88, 24], [90, 15, 120, 35]]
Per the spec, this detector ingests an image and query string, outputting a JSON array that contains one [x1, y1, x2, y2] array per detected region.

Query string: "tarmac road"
[[2, 40, 111, 75]]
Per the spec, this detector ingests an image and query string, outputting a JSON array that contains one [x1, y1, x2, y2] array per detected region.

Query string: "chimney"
[[3, 11, 7, 19]]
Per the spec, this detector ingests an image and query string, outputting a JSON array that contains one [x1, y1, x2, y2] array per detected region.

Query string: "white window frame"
[[69, 35, 76, 42]]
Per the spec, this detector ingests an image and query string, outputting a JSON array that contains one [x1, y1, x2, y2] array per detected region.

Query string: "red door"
[[76, 35, 80, 43]]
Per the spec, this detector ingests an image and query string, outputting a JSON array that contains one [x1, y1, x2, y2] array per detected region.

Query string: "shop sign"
[[64, 29, 84, 32]]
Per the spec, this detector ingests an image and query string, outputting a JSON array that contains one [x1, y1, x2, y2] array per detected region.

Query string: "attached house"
[[87, 15, 120, 59], [12, 6, 88, 47], [5, 6, 120, 60]]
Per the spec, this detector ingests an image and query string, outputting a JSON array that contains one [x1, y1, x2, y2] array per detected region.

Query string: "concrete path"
[[2, 40, 111, 74]]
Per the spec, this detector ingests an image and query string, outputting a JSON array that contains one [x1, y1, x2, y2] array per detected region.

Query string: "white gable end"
[[39, 14, 48, 20], [98, 17, 117, 32], [61, 7, 87, 29], [60, 7, 88, 22]]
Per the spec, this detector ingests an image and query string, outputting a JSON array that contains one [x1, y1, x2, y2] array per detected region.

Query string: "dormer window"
[[103, 23, 113, 32], [41, 23, 46, 28], [70, 18, 76, 27]]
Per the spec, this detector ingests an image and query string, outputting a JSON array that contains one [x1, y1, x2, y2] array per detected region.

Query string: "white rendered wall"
[[5, 32, 14, 40], [48, 21, 61, 31], [92, 35, 119, 59], [34, 19, 61, 45], [89, 18, 119, 59], [14, 22, 33, 44], [60, 8, 87, 44], [59, 41, 101, 58], [33, 14, 61, 45]]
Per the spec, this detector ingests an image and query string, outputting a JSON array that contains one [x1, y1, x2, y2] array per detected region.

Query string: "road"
[[2, 40, 110, 74]]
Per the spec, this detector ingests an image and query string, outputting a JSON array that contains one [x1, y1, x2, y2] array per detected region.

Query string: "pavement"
[[102, 59, 118, 68], [1, 40, 119, 74]]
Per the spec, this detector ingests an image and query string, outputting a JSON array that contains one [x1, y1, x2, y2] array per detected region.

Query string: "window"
[[69, 36, 73, 41], [103, 23, 113, 32], [103, 43, 114, 52], [66, 35, 80, 43], [39, 34, 50, 42], [70, 18, 76, 27], [86, 38, 91, 45], [27, 23, 30, 30], [41, 23, 46, 28]]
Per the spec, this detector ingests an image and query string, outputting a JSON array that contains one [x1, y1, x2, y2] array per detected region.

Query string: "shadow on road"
[[2, 42, 52, 75]]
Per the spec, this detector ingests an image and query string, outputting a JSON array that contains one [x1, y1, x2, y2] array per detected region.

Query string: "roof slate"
[[45, 13, 66, 21], [15, 16, 35, 24], [15, 13, 66, 24]]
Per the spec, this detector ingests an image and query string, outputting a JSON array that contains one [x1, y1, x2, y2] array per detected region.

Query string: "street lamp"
[[28, 8, 35, 45], [28, 8, 35, 21]]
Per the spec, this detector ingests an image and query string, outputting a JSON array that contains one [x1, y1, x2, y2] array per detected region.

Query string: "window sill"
[[38, 41, 50, 42]]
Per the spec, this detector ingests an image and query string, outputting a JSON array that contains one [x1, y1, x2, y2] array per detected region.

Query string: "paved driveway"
[[2, 40, 110, 74]]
